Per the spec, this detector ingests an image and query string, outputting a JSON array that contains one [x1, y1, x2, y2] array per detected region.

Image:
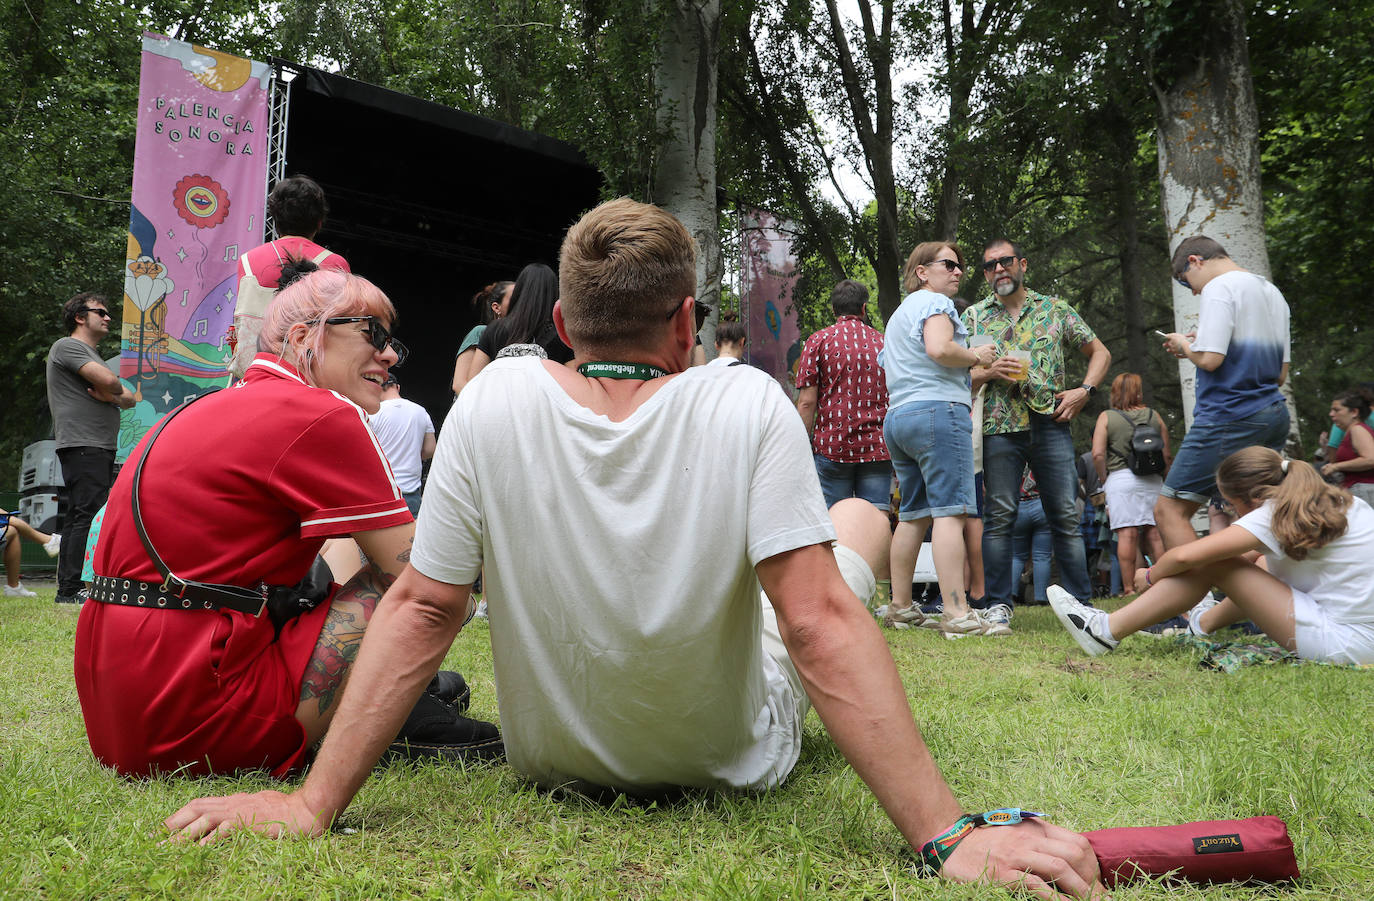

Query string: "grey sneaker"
[[1187, 592, 1221, 636], [883, 604, 931, 630], [43, 533, 62, 557], [4, 583, 37, 597], [1048, 585, 1116, 656], [941, 610, 1011, 637]]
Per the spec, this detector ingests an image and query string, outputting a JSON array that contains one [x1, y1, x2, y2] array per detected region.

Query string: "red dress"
[[74, 356, 412, 777]]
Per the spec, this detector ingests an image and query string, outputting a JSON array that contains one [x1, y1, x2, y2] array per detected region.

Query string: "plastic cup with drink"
[[969, 334, 996, 368], [1007, 349, 1031, 381]]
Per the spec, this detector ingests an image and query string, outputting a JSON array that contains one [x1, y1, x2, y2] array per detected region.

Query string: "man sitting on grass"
[[166, 199, 1102, 897]]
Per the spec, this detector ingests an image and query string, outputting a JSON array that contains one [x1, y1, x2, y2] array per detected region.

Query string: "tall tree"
[[652, 0, 723, 350], [1147, 0, 1278, 429]]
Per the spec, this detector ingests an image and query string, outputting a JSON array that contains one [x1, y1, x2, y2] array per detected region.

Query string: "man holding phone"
[[1153, 235, 1290, 553], [963, 239, 1111, 630]]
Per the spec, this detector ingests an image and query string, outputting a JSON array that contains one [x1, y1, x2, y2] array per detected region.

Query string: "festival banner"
[[739, 209, 802, 395], [118, 33, 271, 460]]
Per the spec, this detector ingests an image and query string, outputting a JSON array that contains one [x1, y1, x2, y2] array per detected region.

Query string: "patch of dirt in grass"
[[1055, 656, 1105, 674]]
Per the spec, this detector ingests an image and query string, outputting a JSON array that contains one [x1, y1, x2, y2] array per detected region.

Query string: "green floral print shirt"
[[961, 289, 1097, 435]]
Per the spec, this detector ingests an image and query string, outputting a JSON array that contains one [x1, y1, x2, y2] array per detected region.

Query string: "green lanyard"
[[577, 361, 668, 381]]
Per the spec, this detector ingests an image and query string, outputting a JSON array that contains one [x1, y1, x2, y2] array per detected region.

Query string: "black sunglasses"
[[82, 307, 112, 319], [312, 316, 408, 366], [980, 255, 1018, 273], [925, 258, 963, 273]]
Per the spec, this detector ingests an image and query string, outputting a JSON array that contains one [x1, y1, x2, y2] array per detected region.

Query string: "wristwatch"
[[1080, 383, 1097, 398]]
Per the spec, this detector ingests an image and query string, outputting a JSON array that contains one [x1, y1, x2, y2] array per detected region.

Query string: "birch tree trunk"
[[653, 0, 722, 357], [1151, 0, 1297, 445]]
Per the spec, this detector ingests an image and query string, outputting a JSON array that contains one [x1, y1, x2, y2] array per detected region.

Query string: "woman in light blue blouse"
[[880, 242, 1001, 636]]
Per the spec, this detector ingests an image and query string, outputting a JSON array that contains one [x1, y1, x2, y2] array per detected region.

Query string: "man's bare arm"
[[165, 561, 471, 842], [759, 544, 1101, 896], [796, 385, 819, 436], [78, 361, 136, 408]]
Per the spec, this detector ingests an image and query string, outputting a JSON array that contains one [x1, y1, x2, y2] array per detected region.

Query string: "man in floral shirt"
[[796, 280, 892, 509], [963, 239, 1111, 628]]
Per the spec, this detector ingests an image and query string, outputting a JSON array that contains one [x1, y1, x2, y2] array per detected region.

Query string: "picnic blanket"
[[1170, 634, 1372, 673]]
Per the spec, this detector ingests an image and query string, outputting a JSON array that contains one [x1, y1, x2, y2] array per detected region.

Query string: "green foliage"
[[1252, 0, 1374, 441]]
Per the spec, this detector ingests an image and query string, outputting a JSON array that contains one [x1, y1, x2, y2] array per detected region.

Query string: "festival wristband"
[[1146, 567, 1154, 587], [916, 808, 1043, 877]]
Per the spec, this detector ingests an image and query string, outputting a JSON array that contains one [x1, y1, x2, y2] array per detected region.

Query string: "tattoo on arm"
[[298, 563, 395, 715]]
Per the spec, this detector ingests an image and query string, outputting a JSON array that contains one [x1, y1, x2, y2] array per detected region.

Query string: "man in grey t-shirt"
[[45, 292, 134, 604]]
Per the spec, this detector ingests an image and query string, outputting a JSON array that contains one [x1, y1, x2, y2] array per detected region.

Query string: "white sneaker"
[[1187, 592, 1221, 637], [4, 583, 37, 597], [1048, 585, 1117, 656], [43, 533, 62, 557], [981, 603, 1014, 635]]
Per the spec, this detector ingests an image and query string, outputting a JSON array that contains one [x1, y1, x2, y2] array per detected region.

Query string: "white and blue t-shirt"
[[879, 289, 971, 411], [1191, 270, 1289, 425]]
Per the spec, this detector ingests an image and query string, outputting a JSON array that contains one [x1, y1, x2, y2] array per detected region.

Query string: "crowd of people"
[[23, 183, 1373, 895]]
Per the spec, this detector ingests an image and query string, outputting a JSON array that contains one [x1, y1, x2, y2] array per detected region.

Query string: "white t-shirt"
[[1191, 271, 1290, 425], [368, 397, 434, 493], [412, 358, 836, 792], [1235, 497, 1374, 624]]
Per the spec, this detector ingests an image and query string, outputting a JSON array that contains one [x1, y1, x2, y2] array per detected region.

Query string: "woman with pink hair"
[[75, 270, 500, 779]]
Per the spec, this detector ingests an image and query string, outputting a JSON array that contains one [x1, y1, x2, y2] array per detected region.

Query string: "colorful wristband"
[[916, 808, 1043, 877], [1146, 567, 1154, 587]]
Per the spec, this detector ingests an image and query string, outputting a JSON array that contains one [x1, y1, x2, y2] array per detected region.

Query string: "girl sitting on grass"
[[1049, 446, 1374, 665]]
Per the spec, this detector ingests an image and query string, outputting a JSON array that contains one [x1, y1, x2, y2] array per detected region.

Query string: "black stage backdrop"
[[282, 64, 603, 429]]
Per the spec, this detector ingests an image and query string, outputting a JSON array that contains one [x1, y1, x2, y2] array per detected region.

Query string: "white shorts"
[[1104, 468, 1163, 530], [1292, 588, 1374, 665], [760, 543, 876, 713]]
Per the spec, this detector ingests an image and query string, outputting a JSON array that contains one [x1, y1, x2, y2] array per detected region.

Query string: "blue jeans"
[[981, 414, 1092, 607], [1162, 400, 1289, 504], [1012, 497, 1051, 603], [402, 488, 422, 516], [812, 454, 892, 510], [884, 401, 977, 520]]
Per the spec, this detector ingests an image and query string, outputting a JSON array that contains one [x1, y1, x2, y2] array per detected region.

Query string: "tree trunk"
[[1152, 0, 1296, 446], [1112, 114, 1147, 389], [653, 0, 722, 356], [821, 0, 901, 320]]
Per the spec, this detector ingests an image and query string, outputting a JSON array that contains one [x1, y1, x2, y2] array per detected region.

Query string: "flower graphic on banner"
[[172, 174, 230, 228]]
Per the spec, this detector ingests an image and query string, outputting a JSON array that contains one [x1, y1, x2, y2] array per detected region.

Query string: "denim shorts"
[[883, 400, 976, 520], [1163, 400, 1289, 504]]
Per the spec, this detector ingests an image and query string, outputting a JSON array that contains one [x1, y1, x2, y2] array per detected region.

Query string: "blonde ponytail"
[[1217, 447, 1351, 560]]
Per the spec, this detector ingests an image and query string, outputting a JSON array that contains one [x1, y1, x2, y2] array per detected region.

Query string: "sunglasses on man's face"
[[980, 256, 1018, 273], [83, 308, 112, 319], [316, 316, 409, 366]]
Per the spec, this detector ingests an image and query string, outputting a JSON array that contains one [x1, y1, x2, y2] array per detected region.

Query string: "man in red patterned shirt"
[[796, 280, 892, 510]]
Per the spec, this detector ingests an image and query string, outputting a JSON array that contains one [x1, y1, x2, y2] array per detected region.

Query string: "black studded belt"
[[89, 574, 266, 616]]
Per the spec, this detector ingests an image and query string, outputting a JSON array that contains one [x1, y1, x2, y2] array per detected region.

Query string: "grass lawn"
[[3, 586, 1371, 899]]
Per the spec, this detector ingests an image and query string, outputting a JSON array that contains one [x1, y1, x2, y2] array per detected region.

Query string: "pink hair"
[[259, 270, 396, 386]]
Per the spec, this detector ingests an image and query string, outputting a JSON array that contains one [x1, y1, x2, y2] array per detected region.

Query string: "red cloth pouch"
[[1082, 816, 1299, 887]]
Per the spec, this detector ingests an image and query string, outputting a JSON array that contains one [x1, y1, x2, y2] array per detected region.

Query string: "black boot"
[[425, 670, 471, 712], [386, 678, 502, 764]]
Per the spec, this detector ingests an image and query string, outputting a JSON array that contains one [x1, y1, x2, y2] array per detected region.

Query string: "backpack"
[[1115, 409, 1167, 476]]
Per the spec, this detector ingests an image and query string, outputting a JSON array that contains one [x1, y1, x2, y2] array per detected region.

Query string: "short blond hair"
[[558, 198, 696, 353]]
